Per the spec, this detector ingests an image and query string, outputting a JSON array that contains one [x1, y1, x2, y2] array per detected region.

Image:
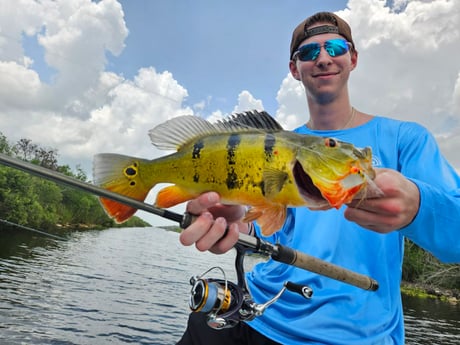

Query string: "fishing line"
[[0, 218, 66, 241]]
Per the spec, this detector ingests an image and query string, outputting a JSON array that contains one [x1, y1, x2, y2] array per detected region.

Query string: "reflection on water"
[[404, 294, 459, 345], [0, 226, 458, 344]]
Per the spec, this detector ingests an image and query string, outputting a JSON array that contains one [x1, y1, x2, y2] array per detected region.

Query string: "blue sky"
[[108, 0, 347, 115]]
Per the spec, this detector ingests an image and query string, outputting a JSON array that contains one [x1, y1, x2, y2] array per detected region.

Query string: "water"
[[1, 226, 459, 344]]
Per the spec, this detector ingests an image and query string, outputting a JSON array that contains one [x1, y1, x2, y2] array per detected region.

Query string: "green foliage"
[[402, 238, 459, 290], [0, 132, 150, 232]]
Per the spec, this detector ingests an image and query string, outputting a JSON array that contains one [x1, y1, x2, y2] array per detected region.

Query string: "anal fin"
[[155, 185, 199, 208]]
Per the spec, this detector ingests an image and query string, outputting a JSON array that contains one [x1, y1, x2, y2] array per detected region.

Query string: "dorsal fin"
[[216, 110, 284, 131], [149, 110, 283, 151]]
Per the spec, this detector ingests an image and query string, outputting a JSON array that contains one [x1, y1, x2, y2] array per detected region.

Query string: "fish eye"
[[325, 138, 337, 147]]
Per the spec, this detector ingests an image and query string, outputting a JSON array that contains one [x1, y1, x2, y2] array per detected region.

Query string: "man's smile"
[[312, 71, 339, 78]]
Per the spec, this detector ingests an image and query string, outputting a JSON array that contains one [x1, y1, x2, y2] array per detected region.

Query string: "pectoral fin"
[[243, 203, 287, 236], [263, 168, 289, 199]]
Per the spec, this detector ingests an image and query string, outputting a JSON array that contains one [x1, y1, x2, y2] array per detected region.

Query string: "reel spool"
[[188, 267, 247, 329], [189, 278, 232, 314]]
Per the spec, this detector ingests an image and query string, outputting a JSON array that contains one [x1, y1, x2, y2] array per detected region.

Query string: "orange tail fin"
[[93, 153, 154, 223]]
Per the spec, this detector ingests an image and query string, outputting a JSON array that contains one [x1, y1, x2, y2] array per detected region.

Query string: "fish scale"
[[93, 110, 382, 235]]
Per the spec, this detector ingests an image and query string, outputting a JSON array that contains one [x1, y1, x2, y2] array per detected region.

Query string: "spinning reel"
[[188, 243, 313, 329]]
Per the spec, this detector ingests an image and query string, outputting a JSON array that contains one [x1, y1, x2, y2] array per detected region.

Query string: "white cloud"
[[233, 90, 264, 113], [0, 0, 192, 177], [344, 0, 460, 129], [274, 0, 460, 169], [0, 61, 42, 109], [436, 128, 460, 173], [274, 75, 310, 130]]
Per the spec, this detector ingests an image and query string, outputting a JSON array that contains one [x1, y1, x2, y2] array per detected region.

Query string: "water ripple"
[[0, 226, 458, 344]]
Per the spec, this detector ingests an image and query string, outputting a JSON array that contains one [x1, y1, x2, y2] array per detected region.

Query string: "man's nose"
[[315, 47, 333, 67]]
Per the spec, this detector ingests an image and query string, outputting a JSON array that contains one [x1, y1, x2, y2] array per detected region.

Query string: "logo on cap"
[[305, 25, 339, 38]]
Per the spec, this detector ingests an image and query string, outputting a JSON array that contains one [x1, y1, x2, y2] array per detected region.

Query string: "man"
[[177, 12, 460, 344]]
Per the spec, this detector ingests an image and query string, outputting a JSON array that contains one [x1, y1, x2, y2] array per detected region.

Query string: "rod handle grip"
[[273, 244, 379, 291]]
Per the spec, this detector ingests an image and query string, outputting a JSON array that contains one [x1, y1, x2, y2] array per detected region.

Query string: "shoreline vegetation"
[[401, 282, 459, 305], [0, 133, 151, 234], [1, 133, 458, 304]]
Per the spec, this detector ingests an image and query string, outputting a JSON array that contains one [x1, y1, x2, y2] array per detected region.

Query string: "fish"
[[93, 110, 382, 236]]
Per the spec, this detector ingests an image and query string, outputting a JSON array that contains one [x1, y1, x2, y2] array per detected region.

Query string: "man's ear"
[[289, 60, 301, 80], [350, 50, 358, 71]]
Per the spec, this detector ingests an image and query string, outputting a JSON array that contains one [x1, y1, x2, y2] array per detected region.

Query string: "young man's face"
[[289, 26, 358, 103]]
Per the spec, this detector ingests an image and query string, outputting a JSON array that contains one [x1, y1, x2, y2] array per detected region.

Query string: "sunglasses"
[[293, 38, 351, 61]]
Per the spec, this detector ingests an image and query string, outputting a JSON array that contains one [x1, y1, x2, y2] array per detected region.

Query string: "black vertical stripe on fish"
[[260, 180, 266, 196], [226, 134, 241, 164], [264, 133, 276, 162], [226, 134, 241, 189], [192, 139, 204, 159], [192, 139, 204, 183]]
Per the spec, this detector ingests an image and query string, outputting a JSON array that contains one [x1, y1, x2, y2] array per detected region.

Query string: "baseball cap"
[[290, 12, 355, 59]]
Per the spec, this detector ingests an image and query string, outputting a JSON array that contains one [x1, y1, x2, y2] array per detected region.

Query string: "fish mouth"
[[293, 161, 327, 204]]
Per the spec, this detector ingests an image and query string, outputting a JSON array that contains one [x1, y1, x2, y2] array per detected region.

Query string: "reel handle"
[[285, 281, 313, 299]]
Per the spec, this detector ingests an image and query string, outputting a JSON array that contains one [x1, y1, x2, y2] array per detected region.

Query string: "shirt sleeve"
[[397, 122, 460, 263]]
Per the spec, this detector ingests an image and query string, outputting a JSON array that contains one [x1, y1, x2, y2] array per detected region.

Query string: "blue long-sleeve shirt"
[[246, 116, 460, 345]]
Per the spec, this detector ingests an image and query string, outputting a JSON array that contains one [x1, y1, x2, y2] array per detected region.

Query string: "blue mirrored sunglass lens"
[[296, 39, 349, 61], [324, 39, 349, 57], [297, 43, 321, 61]]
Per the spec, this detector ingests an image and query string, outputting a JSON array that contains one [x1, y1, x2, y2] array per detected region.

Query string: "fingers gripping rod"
[[0, 153, 379, 291]]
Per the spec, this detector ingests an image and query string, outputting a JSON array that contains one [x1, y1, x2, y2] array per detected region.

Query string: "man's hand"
[[345, 168, 420, 233], [179, 192, 246, 254]]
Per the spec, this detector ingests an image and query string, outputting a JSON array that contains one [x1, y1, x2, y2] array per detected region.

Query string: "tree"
[[14, 138, 37, 161], [0, 132, 12, 155], [33, 147, 59, 170]]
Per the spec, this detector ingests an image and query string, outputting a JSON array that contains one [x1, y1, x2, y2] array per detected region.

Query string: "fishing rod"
[[0, 152, 378, 288], [0, 152, 379, 327]]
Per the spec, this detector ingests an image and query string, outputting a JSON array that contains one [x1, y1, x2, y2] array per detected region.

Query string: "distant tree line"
[[0, 132, 149, 231]]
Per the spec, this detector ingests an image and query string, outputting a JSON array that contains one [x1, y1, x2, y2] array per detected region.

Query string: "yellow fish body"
[[93, 111, 381, 235]]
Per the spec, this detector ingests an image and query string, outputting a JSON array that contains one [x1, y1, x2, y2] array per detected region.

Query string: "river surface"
[[0, 226, 458, 344]]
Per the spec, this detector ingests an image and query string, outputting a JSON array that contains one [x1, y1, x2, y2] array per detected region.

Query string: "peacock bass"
[[93, 111, 382, 235]]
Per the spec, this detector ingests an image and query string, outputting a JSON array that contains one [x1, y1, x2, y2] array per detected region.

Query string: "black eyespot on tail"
[[125, 167, 137, 176]]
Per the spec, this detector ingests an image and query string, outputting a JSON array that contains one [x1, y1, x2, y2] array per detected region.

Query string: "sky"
[[0, 0, 459, 225]]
